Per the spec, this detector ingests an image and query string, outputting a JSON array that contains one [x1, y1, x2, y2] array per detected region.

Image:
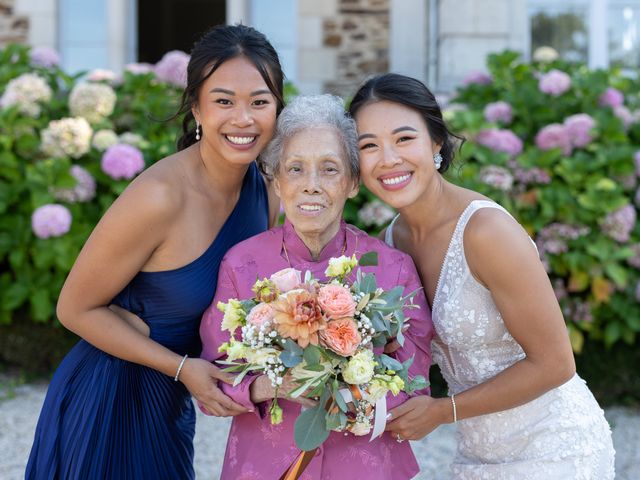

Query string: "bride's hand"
[[179, 357, 249, 417], [385, 395, 451, 441], [250, 374, 317, 407]]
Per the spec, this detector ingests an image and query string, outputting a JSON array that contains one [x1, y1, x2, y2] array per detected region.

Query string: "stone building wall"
[[297, 0, 390, 97], [0, 0, 29, 46]]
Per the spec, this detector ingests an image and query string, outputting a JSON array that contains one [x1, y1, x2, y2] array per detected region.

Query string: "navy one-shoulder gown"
[[26, 163, 269, 479]]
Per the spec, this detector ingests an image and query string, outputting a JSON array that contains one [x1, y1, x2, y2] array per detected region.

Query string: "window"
[[529, 0, 640, 69], [608, 2, 640, 68], [529, 1, 589, 63]]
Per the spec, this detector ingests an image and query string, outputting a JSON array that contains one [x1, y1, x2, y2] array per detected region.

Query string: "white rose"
[[350, 420, 372, 436], [325, 254, 358, 278], [366, 377, 390, 402], [342, 350, 375, 385]]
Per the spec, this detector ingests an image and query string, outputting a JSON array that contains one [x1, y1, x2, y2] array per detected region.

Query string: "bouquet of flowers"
[[216, 252, 428, 451]]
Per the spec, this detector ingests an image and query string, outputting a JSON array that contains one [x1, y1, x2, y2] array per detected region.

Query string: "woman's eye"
[[253, 99, 269, 106], [325, 167, 338, 174], [215, 98, 232, 105], [360, 143, 377, 150], [398, 136, 414, 143], [288, 166, 301, 173]]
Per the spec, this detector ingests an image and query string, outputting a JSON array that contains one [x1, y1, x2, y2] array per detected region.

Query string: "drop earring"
[[195, 121, 201, 141], [433, 152, 442, 170]]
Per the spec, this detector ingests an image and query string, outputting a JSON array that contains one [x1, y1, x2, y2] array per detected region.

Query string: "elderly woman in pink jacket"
[[199, 94, 434, 480]]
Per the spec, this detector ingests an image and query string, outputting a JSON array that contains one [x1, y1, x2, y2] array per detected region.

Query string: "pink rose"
[[320, 318, 361, 356], [317, 285, 356, 319], [246, 303, 274, 327], [270, 268, 302, 292]]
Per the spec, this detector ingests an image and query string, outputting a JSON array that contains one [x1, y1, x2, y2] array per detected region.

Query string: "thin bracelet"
[[450, 394, 457, 423], [174, 354, 188, 382]]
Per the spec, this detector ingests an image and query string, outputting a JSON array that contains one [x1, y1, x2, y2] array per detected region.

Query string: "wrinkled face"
[[192, 55, 278, 165], [354, 100, 440, 210], [275, 127, 358, 243]]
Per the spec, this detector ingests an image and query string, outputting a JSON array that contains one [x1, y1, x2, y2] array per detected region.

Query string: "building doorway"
[[137, 0, 226, 62]]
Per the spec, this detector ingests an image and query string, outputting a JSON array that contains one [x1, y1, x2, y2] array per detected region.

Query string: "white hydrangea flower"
[[92, 129, 119, 151], [69, 83, 117, 123], [0, 73, 52, 117], [118, 132, 146, 148], [41, 117, 93, 159], [533, 46, 559, 63]]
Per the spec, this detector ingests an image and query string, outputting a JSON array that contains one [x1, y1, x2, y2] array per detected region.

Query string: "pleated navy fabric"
[[26, 162, 269, 480]]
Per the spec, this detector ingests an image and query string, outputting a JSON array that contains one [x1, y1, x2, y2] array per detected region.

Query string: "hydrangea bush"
[[0, 43, 185, 324], [446, 51, 640, 351]]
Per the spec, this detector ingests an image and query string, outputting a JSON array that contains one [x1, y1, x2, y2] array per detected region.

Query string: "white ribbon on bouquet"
[[338, 388, 387, 441]]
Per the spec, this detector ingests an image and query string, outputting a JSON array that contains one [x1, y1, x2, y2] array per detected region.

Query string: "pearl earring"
[[434, 152, 443, 170], [195, 121, 201, 141]]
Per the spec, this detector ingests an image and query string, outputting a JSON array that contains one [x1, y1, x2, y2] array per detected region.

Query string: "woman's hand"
[[250, 374, 317, 407], [385, 395, 451, 441], [179, 358, 249, 417], [383, 323, 410, 354]]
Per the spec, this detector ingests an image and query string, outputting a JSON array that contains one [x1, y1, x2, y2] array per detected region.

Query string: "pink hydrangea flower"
[[51, 165, 96, 203], [462, 71, 492, 86], [154, 51, 190, 87], [535, 124, 572, 155], [483, 101, 513, 124], [101, 144, 145, 180], [125, 63, 155, 75], [634, 151, 640, 177], [476, 128, 523, 156], [564, 113, 596, 148], [627, 244, 640, 269], [614, 105, 635, 129], [599, 87, 624, 108], [29, 46, 60, 68], [602, 204, 636, 243], [538, 69, 571, 96], [31, 204, 72, 239], [479, 165, 514, 191]]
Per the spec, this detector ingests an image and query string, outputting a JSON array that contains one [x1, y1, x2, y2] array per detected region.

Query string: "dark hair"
[[175, 24, 285, 151], [348, 73, 463, 173]]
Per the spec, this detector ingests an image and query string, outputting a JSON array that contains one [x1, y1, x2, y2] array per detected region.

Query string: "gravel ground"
[[1, 380, 638, 479]]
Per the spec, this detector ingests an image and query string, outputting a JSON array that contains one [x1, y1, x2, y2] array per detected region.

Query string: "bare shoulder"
[[464, 206, 540, 281], [109, 151, 188, 222], [465, 207, 534, 253]]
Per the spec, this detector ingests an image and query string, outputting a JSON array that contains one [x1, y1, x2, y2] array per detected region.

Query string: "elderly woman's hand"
[[385, 395, 451, 441], [250, 374, 317, 407]]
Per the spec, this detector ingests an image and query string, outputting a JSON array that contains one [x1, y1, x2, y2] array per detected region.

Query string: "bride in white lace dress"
[[349, 74, 615, 479]]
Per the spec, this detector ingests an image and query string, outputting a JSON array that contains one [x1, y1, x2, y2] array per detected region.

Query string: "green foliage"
[[447, 50, 640, 350]]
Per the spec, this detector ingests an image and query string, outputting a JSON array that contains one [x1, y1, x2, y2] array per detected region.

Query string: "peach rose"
[[320, 317, 361, 356], [317, 284, 356, 319], [270, 268, 302, 292], [246, 302, 274, 327]]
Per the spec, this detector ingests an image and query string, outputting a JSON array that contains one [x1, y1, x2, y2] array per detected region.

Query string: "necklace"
[[281, 228, 351, 268]]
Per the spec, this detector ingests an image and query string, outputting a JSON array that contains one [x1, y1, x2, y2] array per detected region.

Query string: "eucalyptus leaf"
[[379, 354, 403, 372], [280, 350, 303, 368], [303, 344, 321, 366], [358, 251, 379, 266], [294, 405, 330, 451]]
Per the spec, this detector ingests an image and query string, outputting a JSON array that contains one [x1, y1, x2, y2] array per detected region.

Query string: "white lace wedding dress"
[[386, 200, 615, 479]]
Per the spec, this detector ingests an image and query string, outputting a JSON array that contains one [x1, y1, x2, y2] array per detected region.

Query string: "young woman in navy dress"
[[26, 24, 283, 479]]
